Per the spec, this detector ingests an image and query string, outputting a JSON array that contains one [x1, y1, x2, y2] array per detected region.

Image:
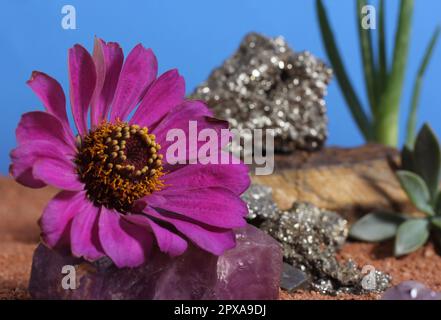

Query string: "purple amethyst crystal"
[[381, 281, 441, 300], [29, 224, 282, 300]]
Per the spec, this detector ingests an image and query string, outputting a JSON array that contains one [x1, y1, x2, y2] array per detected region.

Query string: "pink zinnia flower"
[[10, 38, 250, 268]]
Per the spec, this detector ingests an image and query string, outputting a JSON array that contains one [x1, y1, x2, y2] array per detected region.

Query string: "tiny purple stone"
[[29, 224, 283, 300], [381, 281, 441, 300]]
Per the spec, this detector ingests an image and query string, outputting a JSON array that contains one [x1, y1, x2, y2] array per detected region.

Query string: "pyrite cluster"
[[192, 32, 332, 153], [242, 184, 391, 295]]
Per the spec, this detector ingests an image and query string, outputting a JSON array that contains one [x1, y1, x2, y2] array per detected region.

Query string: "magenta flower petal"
[[130, 69, 185, 128], [91, 38, 123, 127], [147, 187, 248, 228], [109, 44, 158, 122], [99, 208, 153, 268], [71, 204, 105, 261], [152, 100, 229, 168], [144, 207, 236, 255], [124, 214, 188, 257], [16, 111, 75, 152], [13, 38, 252, 269], [9, 167, 45, 188], [26, 71, 72, 138], [159, 117, 231, 171], [68, 44, 97, 135], [10, 141, 74, 189], [162, 153, 250, 195], [153, 100, 213, 141], [33, 158, 83, 191], [40, 191, 86, 248]]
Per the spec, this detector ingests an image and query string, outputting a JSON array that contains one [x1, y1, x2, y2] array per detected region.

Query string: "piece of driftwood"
[[252, 144, 414, 222]]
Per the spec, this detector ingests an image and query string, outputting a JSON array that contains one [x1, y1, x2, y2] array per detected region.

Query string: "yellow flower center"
[[75, 121, 164, 213]]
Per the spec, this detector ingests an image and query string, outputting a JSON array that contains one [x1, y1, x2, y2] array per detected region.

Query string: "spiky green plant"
[[316, 0, 439, 146], [350, 124, 441, 256]]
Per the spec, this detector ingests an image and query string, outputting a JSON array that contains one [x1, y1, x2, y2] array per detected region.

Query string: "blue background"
[[0, 0, 440, 174]]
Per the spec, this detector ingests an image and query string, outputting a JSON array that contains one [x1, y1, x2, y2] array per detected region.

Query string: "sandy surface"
[[0, 176, 57, 300], [0, 176, 440, 300]]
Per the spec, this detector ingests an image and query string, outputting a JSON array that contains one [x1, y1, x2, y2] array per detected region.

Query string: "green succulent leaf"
[[413, 124, 441, 200], [396, 170, 435, 216], [349, 212, 406, 242], [401, 145, 415, 172], [395, 219, 429, 256], [357, 0, 378, 113], [378, 0, 387, 92], [315, 0, 373, 140], [405, 27, 440, 147], [375, 0, 414, 146]]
